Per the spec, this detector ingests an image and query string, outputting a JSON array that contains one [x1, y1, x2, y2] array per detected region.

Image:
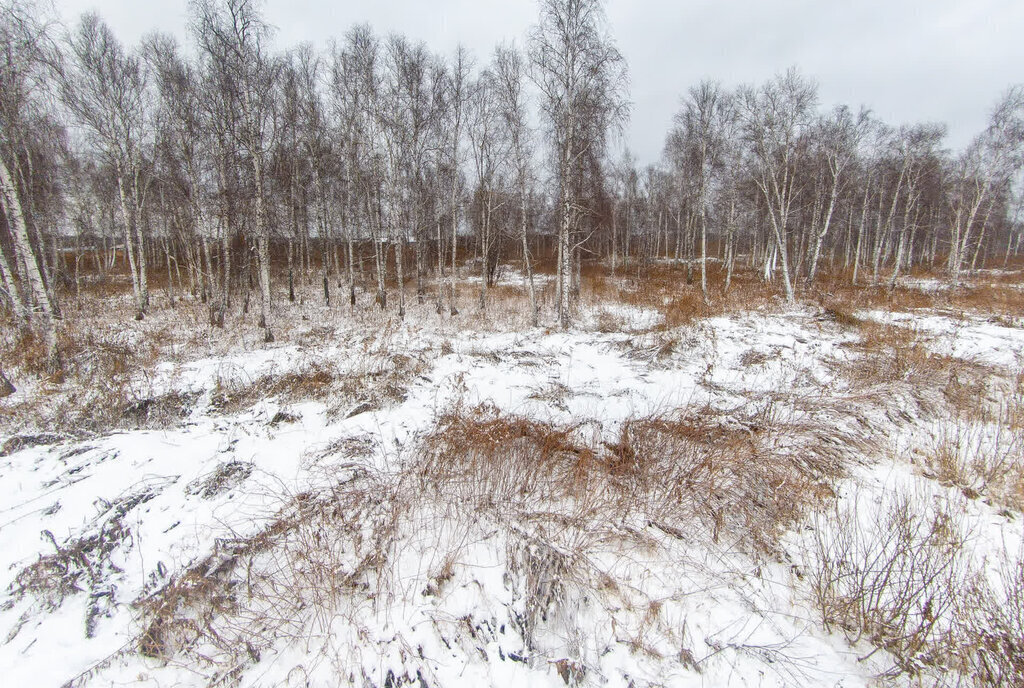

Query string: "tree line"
[[1, 0, 1023, 371]]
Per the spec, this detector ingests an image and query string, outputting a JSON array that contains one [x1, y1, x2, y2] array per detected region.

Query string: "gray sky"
[[56, 0, 1024, 163]]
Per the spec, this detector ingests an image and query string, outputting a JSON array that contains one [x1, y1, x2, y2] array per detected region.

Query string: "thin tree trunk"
[[724, 197, 736, 294], [0, 239, 26, 323], [700, 209, 708, 301], [115, 170, 144, 319], [448, 179, 459, 316], [252, 155, 274, 342], [807, 167, 841, 285], [520, 189, 538, 326], [0, 155, 58, 368]]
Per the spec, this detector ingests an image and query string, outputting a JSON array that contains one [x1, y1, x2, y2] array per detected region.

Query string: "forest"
[[0, 0, 1020, 361], [2, 1, 1024, 687]]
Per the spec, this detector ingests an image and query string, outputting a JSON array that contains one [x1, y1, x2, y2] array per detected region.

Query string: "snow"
[[1, 299, 1022, 687], [860, 309, 1024, 367]]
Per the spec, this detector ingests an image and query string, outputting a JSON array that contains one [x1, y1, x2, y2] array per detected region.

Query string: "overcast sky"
[[54, 0, 1024, 164]]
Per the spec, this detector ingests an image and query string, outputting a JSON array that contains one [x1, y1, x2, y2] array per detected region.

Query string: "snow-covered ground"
[[859, 309, 1024, 368], [1, 296, 1022, 687]]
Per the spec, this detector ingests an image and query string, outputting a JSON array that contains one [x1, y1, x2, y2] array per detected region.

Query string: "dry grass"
[[209, 363, 338, 415], [4, 257, 1020, 435], [954, 553, 1024, 686], [807, 490, 972, 681], [807, 486, 1024, 686], [824, 308, 982, 419], [582, 263, 782, 331], [921, 418, 1024, 510], [211, 351, 422, 419], [417, 401, 852, 555], [136, 464, 401, 670], [127, 397, 862, 681], [10, 486, 162, 639], [813, 266, 1024, 322], [5, 257, 1024, 684], [416, 403, 609, 520], [1004, 371, 1024, 431], [0, 307, 424, 435]]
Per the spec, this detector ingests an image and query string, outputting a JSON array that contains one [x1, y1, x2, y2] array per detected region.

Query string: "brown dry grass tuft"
[[210, 364, 338, 415], [582, 263, 782, 332], [836, 316, 959, 394], [417, 403, 602, 512], [807, 490, 972, 681], [418, 402, 850, 555], [136, 466, 400, 666], [921, 418, 1024, 511]]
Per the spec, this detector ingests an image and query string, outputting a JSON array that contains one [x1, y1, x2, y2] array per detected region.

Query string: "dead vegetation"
[[808, 490, 971, 680], [2, 261, 1023, 687], [208, 351, 424, 419], [184, 461, 255, 499], [582, 263, 783, 331], [919, 417, 1024, 510], [956, 553, 1024, 686], [10, 484, 164, 639], [816, 303, 1024, 513], [807, 488, 1024, 686], [134, 464, 404, 681], [0, 322, 424, 436], [128, 398, 867, 683]]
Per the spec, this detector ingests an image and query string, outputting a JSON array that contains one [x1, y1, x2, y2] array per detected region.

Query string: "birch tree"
[[739, 68, 817, 302], [466, 67, 503, 315], [529, 0, 627, 328], [145, 33, 218, 313], [671, 80, 734, 300], [62, 12, 151, 320], [947, 86, 1024, 286], [887, 123, 944, 288], [0, 0, 59, 367], [192, 0, 279, 341], [805, 105, 869, 285], [443, 45, 471, 316], [494, 43, 538, 325]]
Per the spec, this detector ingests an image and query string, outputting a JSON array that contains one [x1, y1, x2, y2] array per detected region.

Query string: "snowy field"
[[1, 279, 1023, 688]]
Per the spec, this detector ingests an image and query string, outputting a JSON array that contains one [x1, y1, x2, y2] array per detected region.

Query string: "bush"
[[807, 489, 969, 680]]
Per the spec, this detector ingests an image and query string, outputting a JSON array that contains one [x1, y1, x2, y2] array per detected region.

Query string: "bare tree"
[[335, 25, 390, 312], [806, 105, 870, 285], [466, 67, 504, 315], [443, 45, 471, 316], [290, 45, 337, 308], [739, 68, 817, 302], [377, 35, 438, 319], [62, 12, 151, 320], [947, 85, 1024, 286], [0, 0, 60, 367], [670, 80, 735, 301], [191, 0, 279, 342], [144, 32, 218, 314], [529, 0, 627, 328], [886, 123, 944, 289], [494, 42, 538, 325]]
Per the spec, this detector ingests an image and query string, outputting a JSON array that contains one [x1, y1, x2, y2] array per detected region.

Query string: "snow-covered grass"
[[2, 269, 1024, 687], [858, 309, 1024, 368]]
